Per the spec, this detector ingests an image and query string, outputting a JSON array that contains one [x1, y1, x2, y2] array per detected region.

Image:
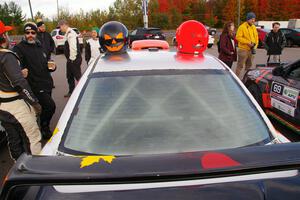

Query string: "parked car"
[[256, 28, 270, 48], [243, 60, 300, 134], [288, 19, 300, 29], [2, 143, 300, 200], [172, 35, 215, 48], [0, 39, 291, 200], [51, 28, 84, 54], [128, 27, 166, 46], [280, 28, 300, 47], [205, 25, 217, 35]]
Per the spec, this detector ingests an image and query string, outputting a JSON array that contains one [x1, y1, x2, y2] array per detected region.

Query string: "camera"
[[251, 43, 256, 54]]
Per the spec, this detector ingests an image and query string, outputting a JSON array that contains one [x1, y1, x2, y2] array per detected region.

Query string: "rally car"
[[243, 60, 300, 134], [0, 20, 292, 200], [40, 21, 288, 157]]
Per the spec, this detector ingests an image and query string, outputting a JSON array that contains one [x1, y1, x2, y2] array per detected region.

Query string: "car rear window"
[[147, 29, 162, 34], [62, 70, 271, 155]]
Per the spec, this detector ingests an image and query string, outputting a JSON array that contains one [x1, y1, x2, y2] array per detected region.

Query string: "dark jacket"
[[85, 41, 91, 63], [264, 30, 286, 55], [218, 33, 237, 62], [13, 39, 54, 93], [37, 31, 55, 60], [0, 49, 38, 105]]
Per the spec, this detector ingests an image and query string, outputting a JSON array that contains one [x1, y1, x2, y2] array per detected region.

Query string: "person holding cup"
[[13, 22, 56, 140]]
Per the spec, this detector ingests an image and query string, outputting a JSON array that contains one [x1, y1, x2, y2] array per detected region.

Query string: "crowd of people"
[[218, 12, 287, 79], [0, 18, 102, 161], [0, 11, 288, 161]]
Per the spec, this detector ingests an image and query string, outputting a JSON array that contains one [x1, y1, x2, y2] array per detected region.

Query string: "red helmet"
[[176, 20, 208, 54]]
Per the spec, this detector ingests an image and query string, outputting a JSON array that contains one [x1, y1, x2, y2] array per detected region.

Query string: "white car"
[[173, 35, 215, 48], [51, 28, 84, 54], [41, 40, 288, 156]]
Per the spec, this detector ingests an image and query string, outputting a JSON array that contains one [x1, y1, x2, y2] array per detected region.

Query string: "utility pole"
[[57, 0, 59, 19], [237, 0, 241, 26], [142, 0, 149, 28], [28, 0, 34, 21]]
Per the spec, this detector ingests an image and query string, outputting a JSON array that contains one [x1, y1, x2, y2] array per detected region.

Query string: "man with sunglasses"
[[13, 22, 56, 140], [0, 20, 42, 160], [58, 20, 82, 98]]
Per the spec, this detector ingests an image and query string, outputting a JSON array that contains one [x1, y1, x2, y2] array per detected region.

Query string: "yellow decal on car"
[[80, 155, 116, 168], [47, 127, 59, 143]]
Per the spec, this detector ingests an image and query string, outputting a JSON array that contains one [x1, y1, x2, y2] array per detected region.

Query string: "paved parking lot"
[[1, 45, 300, 186]]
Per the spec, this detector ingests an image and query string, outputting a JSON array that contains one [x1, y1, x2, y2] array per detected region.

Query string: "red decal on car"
[[255, 70, 269, 84], [201, 153, 241, 170]]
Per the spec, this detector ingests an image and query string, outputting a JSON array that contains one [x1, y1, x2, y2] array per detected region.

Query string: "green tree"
[[34, 11, 44, 21], [0, 1, 25, 34]]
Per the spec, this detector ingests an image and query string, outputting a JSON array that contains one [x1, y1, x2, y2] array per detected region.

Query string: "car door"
[[270, 61, 300, 124]]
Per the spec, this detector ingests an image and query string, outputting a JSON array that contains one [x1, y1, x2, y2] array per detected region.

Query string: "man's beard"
[[26, 37, 36, 44]]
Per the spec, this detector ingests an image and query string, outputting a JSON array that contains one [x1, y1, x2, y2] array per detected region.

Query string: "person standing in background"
[[36, 20, 55, 61], [85, 27, 101, 65], [58, 20, 82, 98], [264, 22, 286, 63], [218, 22, 237, 68], [235, 12, 259, 79]]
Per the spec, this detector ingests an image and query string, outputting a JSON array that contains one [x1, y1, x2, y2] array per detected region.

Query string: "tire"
[[207, 44, 213, 48], [286, 39, 293, 47], [247, 84, 263, 108]]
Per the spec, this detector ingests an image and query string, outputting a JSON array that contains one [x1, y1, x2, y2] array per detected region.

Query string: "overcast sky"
[[11, 0, 116, 19]]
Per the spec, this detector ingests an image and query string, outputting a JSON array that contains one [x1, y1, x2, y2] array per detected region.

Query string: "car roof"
[[136, 27, 161, 30], [92, 51, 226, 74]]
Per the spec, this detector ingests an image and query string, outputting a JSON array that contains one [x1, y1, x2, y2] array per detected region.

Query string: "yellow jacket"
[[236, 22, 259, 51]]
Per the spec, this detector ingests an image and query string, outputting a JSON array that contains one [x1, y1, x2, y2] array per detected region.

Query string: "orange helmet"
[[176, 20, 208, 54]]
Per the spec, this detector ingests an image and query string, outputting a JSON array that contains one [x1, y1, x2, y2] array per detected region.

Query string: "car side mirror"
[[272, 66, 285, 76]]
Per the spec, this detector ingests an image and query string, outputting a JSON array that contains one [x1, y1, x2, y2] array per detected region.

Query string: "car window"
[[136, 29, 145, 35], [148, 29, 161, 34], [62, 70, 271, 155], [131, 30, 137, 35], [289, 66, 300, 80]]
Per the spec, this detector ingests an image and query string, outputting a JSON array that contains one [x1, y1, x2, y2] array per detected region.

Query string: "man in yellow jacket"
[[235, 12, 258, 79]]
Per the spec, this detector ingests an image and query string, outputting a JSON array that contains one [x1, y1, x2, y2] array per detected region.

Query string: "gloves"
[[32, 103, 42, 115]]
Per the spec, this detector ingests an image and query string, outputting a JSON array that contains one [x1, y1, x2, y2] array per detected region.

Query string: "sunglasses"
[[25, 31, 36, 35]]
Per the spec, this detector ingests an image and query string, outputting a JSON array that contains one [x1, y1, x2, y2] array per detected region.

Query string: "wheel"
[[247, 84, 263, 108], [207, 44, 213, 48], [286, 39, 293, 47]]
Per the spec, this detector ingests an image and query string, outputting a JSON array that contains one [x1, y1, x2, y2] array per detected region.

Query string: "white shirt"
[[65, 27, 78, 61], [86, 38, 101, 65]]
